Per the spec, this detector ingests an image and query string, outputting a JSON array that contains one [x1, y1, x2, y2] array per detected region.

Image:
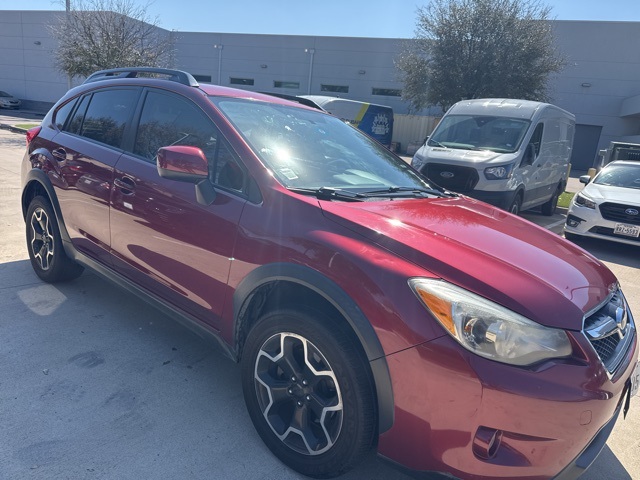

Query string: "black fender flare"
[[22, 168, 74, 250], [233, 262, 394, 433]]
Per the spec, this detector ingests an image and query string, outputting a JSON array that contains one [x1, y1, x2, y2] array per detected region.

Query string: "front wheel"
[[508, 194, 522, 215], [241, 307, 376, 478], [26, 196, 83, 282]]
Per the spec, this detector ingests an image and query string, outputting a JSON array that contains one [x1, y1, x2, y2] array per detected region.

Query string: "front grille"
[[591, 335, 621, 362], [424, 163, 479, 193], [599, 202, 640, 225], [588, 226, 640, 243], [583, 290, 635, 374]]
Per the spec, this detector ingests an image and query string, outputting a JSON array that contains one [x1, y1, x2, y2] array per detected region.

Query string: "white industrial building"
[[1, 10, 640, 169]]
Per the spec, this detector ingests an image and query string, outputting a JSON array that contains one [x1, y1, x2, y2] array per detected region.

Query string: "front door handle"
[[52, 148, 67, 161], [114, 176, 136, 195]]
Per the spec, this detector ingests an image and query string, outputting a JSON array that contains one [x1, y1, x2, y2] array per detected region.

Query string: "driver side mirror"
[[157, 145, 216, 205]]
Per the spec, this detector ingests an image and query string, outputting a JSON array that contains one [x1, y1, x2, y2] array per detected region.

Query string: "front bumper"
[[377, 326, 638, 479], [465, 189, 517, 211], [565, 203, 640, 246]]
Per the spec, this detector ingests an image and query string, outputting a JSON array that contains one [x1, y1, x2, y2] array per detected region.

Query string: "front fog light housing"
[[409, 278, 572, 366], [566, 214, 584, 228]]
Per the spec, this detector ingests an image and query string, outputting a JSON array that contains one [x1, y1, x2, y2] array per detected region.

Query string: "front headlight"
[[574, 192, 596, 209], [409, 279, 572, 366], [484, 163, 514, 180], [411, 154, 425, 170]]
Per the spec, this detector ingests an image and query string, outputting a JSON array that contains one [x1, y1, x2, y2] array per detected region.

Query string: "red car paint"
[[21, 74, 638, 479]]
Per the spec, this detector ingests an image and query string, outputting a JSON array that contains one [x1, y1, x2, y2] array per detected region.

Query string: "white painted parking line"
[[545, 219, 566, 230]]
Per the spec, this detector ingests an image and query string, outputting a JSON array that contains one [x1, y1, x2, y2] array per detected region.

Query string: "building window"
[[192, 74, 212, 83], [274, 81, 300, 89], [321, 84, 349, 94], [230, 77, 255, 86], [372, 88, 402, 97]]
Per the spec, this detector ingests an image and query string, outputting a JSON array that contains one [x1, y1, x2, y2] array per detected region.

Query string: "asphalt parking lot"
[[1, 112, 638, 480]]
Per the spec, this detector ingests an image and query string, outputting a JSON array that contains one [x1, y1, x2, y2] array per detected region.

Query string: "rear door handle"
[[52, 148, 67, 161], [114, 176, 136, 195]]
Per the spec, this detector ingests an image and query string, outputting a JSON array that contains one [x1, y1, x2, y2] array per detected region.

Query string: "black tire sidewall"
[[26, 196, 82, 282], [241, 308, 375, 478]]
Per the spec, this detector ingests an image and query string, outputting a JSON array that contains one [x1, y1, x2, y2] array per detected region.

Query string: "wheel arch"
[[22, 169, 73, 248], [233, 262, 394, 433]]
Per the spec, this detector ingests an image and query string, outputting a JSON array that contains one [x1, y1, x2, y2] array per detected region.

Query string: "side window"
[[65, 95, 90, 135], [80, 89, 139, 148], [134, 90, 246, 193], [529, 123, 544, 157], [134, 91, 217, 161], [54, 99, 77, 131], [213, 140, 245, 192]]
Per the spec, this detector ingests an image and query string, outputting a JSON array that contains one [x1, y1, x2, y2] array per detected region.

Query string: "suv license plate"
[[614, 223, 640, 238], [632, 362, 640, 397]]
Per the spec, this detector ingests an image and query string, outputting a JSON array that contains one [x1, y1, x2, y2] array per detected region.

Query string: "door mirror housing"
[[579, 174, 592, 185], [157, 146, 209, 183], [157, 145, 216, 205]]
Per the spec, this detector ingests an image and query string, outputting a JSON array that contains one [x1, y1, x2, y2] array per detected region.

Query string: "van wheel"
[[541, 186, 561, 216], [508, 195, 522, 215], [241, 307, 376, 478], [26, 196, 83, 283]]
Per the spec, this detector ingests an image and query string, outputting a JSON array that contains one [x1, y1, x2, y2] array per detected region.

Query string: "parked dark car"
[[22, 68, 638, 480]]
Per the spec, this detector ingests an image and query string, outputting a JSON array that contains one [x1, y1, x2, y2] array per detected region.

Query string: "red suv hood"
[[321, 196, 617, 331]]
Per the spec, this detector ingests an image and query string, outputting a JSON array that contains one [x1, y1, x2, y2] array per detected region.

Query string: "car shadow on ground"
[[0, 259, 413, 480], [565, 236, 640, 270]]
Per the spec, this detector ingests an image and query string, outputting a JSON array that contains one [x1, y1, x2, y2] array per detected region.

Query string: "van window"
[[428, 115, 530, 154], [529, 123, 544, 156]]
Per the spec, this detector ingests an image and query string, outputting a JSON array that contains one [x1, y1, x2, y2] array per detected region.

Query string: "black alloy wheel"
[[241, 307, 376, 478], [26, 196, 83, 282]]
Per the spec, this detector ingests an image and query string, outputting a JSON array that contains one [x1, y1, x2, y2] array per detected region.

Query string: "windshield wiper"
[[428, 139, 447, 148], [359, 186, 457, 198], [287, 186, 365, 202]]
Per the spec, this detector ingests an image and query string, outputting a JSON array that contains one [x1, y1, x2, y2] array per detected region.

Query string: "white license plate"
[[613, 223, 640, 238], [632, 361, 640, 397]]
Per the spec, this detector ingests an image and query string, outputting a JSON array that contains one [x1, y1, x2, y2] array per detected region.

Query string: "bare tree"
[[49, 0, 174, 80], [396, 0, 564, 112]]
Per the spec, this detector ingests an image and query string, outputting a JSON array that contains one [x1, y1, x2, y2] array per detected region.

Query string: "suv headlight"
[[409, 279, 572, 366], [484, 163, 514, 180], [574, 192, 596, 209]]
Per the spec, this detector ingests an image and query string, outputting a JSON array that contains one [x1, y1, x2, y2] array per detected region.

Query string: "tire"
[[241, 307, 376, 478], [26, 196, 84, 283], [508, 194, 522, 215], [541, 186, 561, 216]]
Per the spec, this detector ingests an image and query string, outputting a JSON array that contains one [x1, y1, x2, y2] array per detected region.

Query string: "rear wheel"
[[241, 307, 376, 478], [26, 196, 83, 282], [541, 185, 562, 216]]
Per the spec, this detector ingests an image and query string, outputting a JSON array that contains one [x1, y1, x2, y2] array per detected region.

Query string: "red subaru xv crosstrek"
[[21, 68, 638, 479]]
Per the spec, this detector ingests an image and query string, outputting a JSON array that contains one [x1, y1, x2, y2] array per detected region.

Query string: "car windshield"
[[427, 115, 530, 153], [0, 91, 11, 97], [594, 164, 640, 189], [212, 97, 436, 194]]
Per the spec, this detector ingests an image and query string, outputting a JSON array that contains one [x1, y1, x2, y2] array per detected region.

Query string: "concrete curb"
[[0, 123, 28, 134]]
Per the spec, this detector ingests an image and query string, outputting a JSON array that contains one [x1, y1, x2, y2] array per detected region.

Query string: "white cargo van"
[[411, 99, 575, 215]]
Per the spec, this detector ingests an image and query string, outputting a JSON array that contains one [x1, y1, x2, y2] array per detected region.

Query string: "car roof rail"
[[83, 67, 199, 87]]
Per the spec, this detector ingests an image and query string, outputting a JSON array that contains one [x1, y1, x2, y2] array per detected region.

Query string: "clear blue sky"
[[1, 0, 638, 38]]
